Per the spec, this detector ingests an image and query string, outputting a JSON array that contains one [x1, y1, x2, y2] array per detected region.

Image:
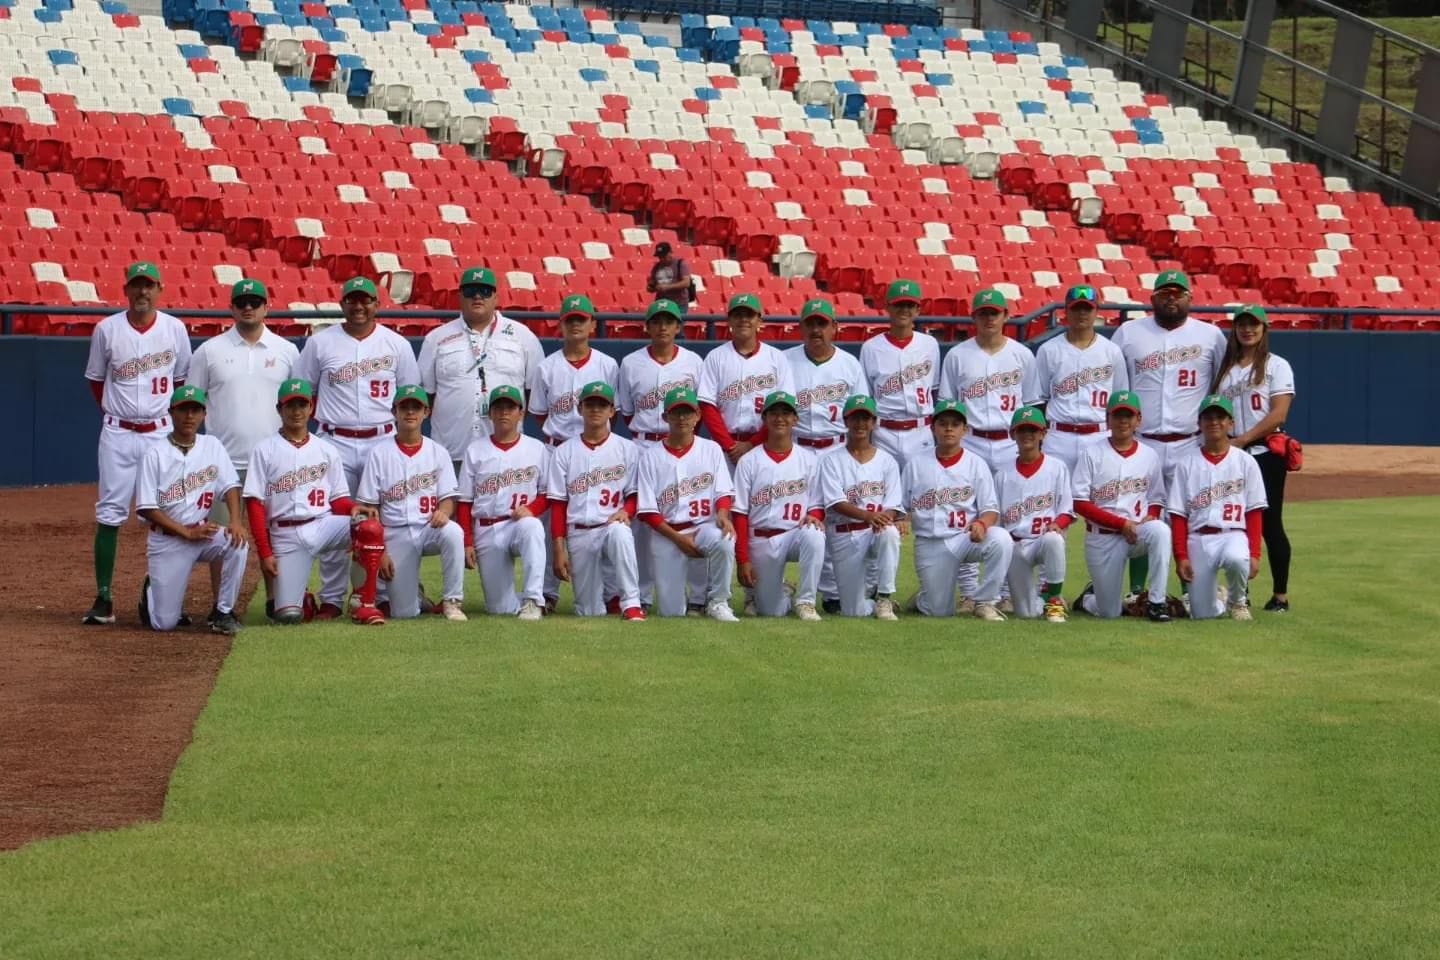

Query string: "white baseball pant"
[[827, 525, 900, 616], [1140, 434, 1200, 490], [1080, 523, 1173, 618], [567, 522, 641, 616], [873, 424, 933, 473], [955, 434, 1015, 601], [631, 436, 664, 606], [271, 515, 353, 616], [1185, 530, 1250, 619], [323, 429, 389, 492], [1005, 532, 1067, 619], [748, 525, 825, 616], [143, 528, 248, 630], [475, 516, 547, 614], [649, 522, 734, 616], [1042, 428, 1108, 475], [384, 521, 465, 618], [96, 420, 170, 525], [913, 531, 1014, 615]]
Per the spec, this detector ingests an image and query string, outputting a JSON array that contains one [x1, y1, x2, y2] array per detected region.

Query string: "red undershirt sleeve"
[[807, 507, 825, 521], [733, 513, 750, 563], [1245, 509, 1263, 558], [551, 499, 568, 537], [1074, 500, 1128, 530], [245, 498, 273, 559], [623, 493, 637, 518], [715, 495, 734, 512], [1053, 515, 1072, 531], [1147, 504, 1163, 521], [88, 379, 104, 406], [699, 403, 735, 450], [455, 502, 473, 547], [1171, 514, 1190, 562], [639, 512, 665, 529], [527, 494, 548, 517], [330, 496, 355, 516]]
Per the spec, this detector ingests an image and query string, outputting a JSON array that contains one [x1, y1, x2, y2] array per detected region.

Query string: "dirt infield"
[[2, 450, 1437, 851]]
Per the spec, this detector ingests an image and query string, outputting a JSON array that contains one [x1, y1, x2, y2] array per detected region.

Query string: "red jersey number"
[[1177, 369, 1197, 388], [598, 488, 620, 509], [947, 510, 968, 529], [150, 376, 169, 395], [197, 491, 214, 509], [782, 502, 803, 522], [688, 499, 712, 518], [370, 380, 391, 399], [1222, 502, 1243, 522], [307, 489, 327, 508]]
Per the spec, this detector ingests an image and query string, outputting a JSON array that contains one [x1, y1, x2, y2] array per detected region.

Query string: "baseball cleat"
[[874, 597, 898, 621], [622, 605, 646, 622], [1147, 601, 1172, 623], [1044, 597, 1068, 623], [440, 598, 467, 622], [419, 584, 441, 615], [517, 599, 543, 621], [1122, 591, 1141, 607], [210, 611, 242, 636], [1073, 582, 1095, 616], [998, 596, 1015, 614], [352, 604, 386, 625], [706, 600, 739, 623], [743, 596, 758, 617], [204, 606, 222, 626], [1180, 593, 1192, 616], [974, 602, 1007, 622], [543, 595, 558, 616], [821, 597, 842, 615], [957, 597, 977, 615], [265, 598, 278, 623], [606, 596, 622, 616], [686, 604, 705, 618], [84, 594, 115, 625], [137, 582, 152, 630], [1263, 596, 1290, 613], [315, 602, 344, 620], [347, 593, 362, 613], [795, 602, 822, 622], [1228, 601, 1253, 622]]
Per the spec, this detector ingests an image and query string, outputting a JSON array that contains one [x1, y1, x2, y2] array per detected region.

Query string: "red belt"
[[879, 416, 932, 430], [797, 435, 841, 448], [1055, 422, 1103, 435], [1144, 431, 1197, 442], [545, 435, 567, 446], [667, 520, 697, 531], [637, 431, 668, 442], [1195, 525, 1227, 535], [111, 416, 166, 433], [276, 517, 316, 528], [834, 521, 870, 533], [572, 521, 609, 530], [752, 526, 795, 538], [970, 428, 1009, 441], [475, 516, 511, 527], [322, 423, 394, 439], [1085, 522, 1120, 536]]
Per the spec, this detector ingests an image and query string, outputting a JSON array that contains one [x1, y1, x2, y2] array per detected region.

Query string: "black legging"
[[1253, 450, 1291, 594]]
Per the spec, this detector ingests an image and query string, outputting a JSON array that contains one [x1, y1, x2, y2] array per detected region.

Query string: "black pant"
[[1254, 450, 1291, 594]]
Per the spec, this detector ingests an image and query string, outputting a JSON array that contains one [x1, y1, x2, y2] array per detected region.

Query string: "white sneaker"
[[441, 598, 467, 622], [974, 602, 1007, 622], [874, 597, 898, 621], [707, 600, 739, 622], [517, 599, 543, 621], [1228, 601, 1253, 622], [795, 602, 822, 622]]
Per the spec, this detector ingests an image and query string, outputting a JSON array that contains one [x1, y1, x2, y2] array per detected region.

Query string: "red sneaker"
[[352, 604, 386, 626], [315, 602, 344, 620], [622, 606, 646, 622], [606, 596, 621, 615]]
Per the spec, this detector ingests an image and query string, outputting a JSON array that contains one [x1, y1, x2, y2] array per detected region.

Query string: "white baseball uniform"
[[993, 454, 1074, 619], [135, 434, 247, 630], [1216, 355, 1296, 456], [903, 449, 1014, 614], [939, 337, 1036, 470], [356, 436, 464, 619], [1167, 445, 1267, 619], [1109, 316, 1227, 483], [531, 347, 621, 445], [1071, 439, 1172, 618], [417, 313, 544, 459], [547, 432, 641, 616], [817, 446, 903, 617], [786, 345, 866, 450], [243, 432, 354, 616], [84, 310, 193, 526], [732, 445, 825, 616], [457, 434, 551, 614], [293, 323, 421, 488], [1030, 334, 1129, 471], [637, 437, 736, 617], [860, 330, 939, 469], [697, 341, 794, 447]]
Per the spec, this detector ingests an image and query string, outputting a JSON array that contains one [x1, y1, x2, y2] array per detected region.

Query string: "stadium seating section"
[[3, 0, 1439, 337]]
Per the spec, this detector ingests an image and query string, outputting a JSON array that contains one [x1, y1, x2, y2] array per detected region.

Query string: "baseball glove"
[[1122, 594, 1189, 619]]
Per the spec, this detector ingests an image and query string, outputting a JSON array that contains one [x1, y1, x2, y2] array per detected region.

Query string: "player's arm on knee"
[[430, 495, 456, 528]]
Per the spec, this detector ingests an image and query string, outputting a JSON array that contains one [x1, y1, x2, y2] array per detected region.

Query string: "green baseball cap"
[[843, 394, 877, 418], [972, 287, 1007, 312], [886, 278, 922, 305], [1065, 284, 1098, 306], [801, 297, 835, 322], [488, 384, 524, 408], [1153, 269, 1190, 291], [646, 299, 682, 322], [578, 381, 615, 405], [1199, 393, 1234, 418], [1107, 390, 1142, 415], [170, 384, 207, 408], [230, 278, 268, 302], [393, 384, 430, 407], [663, 385, 700, 413], [460, 265, 496, 288], [1233, 303, 1269, 325], [125, 260, 161, 284], [1010, 405, 1047, 431], [728, 292, 762, 315], [933, 398, 968, 421], [560, 293, 594, 320], [277, 378, 314, 404], [340, 276, 379, 300], [762, 390, 798, 413]]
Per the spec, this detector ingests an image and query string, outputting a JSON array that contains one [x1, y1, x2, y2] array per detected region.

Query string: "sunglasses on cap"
[[461, 284, 496, 299], [233, 296, 265, 310]]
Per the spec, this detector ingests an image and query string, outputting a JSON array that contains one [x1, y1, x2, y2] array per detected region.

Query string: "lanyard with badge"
[[468, 320, 496, 428]]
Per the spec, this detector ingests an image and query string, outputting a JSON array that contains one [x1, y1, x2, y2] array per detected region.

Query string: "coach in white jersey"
[[532, 293, 620, 448], [861, 278, 939, 470], [135, 386, 248, 636], [1108, 270, 1227, 485], [698, 292, 795, 465], [417, 266, 543, 468], [292, 276, 421, 489], [1168, 394, 1268, 620], [1030, 284, 1129, 472], [456, 385, 550, 620], [83, 260, 193, 625], [993, 407, 1073, 623], [939, 287, 1036, 470], [786, 297, 865, 453]]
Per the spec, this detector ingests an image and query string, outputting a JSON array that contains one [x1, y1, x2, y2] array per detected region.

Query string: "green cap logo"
[[278, 379, 314, 403], [1233, 303, 1269, 325], [560, 293, 595, 319], [646, 299, 682, 322], [231, 278, 268, 302], [1065, 284, 1097, 306], [1153, 269, 1190, 292], [341, 276, 379, 300], [762, 390, 798, 413], [460, 266, 496, 288], [1010, 405, 1047, 431], [488, 384, 524, 408], [125, 260, 161, 284], [663, 385, 700, 413], [579, 381, 615, 405], [170, 384, 207, 408], [801, 297, 835, 322], [393, 384, 429, 407], [1107, 390, 1142, 415], [886, 278, 922, 305], [1199, 393, 1234, 419], [728, 292, 762, 315], [843, 394, 877, 418], [933, 398, 968, 421], [972, 288, 1007, 311]]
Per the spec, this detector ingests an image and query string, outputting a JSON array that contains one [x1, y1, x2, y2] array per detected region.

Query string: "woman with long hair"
[[1212, 305, 1295, 612]]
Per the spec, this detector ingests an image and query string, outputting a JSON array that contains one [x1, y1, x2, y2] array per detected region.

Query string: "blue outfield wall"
[[3, 330, 1438, 488]]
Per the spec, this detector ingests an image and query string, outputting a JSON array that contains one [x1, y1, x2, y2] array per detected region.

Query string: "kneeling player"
[[733, 391, 826, 620], [817, 395, 903, 620], [1071, 391, 1173, 621], [902, 399, 1013, 620], [637, 386, 738, 621], [994, 407, 1074, 622], [136, 385, 249, 635], [1169, 394, 1267, 620], [356, 385, 466, 621], [244, 379, 378, 624], [456, 385, 550, 620]]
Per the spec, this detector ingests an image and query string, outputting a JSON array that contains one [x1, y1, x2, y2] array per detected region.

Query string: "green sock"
[[1128, 556, 1148, 594], [1043, 582, 1063, 599], [94, 524, 119, 599]]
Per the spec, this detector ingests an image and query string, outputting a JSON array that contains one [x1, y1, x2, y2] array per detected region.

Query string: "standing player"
[[1030, 283, 1129, 472], [531, 293, 620, 447], [636, 386, 738, 621], [860, 278, 939, 470], [547, 381, 645, 620], [992, 407, 1073, 623], [1212, 304, 1296, 613], [417, 266, 544, 472], [355, 385, 466, 622], [82, 260, 193, 624], [697, 293, 794, 465], [732, 392, 827, 621], [134, 386, 248, 636], [816, 395, 903, 620], [939, 288, 1036, 470], [1168, 394, 1268, 620], [1071, 392, 1173, 621], [455, 385, 549, 621], [902, 399, 1013, 620]]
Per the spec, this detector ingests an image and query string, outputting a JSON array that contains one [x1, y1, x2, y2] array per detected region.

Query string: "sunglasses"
[[233, 296, 265, 310], [461, 284, 496, 299]]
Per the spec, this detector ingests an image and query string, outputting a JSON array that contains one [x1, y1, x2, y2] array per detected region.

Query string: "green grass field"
[[3, 496, 1439, 958]]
